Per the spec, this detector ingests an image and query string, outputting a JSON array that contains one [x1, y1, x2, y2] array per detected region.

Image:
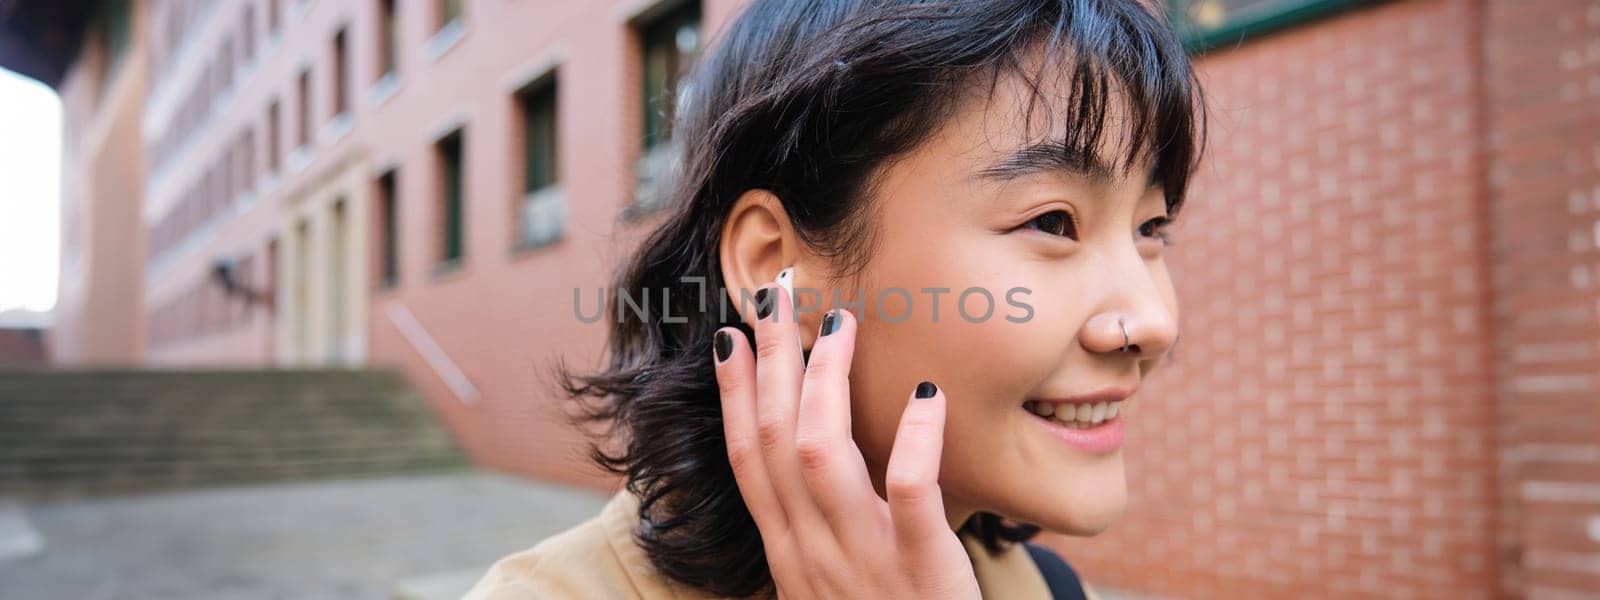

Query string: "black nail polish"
[[755, 288, 773, 320], [915, 381, 937, 399], [714, 330, 733, 362], [819, 310, 839, 337]]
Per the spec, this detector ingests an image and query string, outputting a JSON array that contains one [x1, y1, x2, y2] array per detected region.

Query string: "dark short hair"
[[557, 0, 1208, 596]]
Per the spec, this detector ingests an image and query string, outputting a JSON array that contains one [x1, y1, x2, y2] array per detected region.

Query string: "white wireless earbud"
[[776, 266, 795, 300]]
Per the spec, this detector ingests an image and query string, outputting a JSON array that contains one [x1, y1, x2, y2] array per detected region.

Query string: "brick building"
[[1, 0, 1595, 597]]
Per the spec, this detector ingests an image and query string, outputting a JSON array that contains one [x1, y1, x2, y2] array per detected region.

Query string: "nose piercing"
[[1119, 318, 1131, 353]]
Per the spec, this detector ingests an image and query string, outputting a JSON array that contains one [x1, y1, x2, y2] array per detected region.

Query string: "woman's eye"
[[1023, 210, 1077, 239], [1140, 216, 1176, 246]]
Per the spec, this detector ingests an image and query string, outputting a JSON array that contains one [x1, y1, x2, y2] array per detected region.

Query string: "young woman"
[[468, 0, 1205, 597]]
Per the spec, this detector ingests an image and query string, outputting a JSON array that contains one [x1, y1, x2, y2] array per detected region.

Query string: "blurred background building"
[[0, 0, 1596, 598]]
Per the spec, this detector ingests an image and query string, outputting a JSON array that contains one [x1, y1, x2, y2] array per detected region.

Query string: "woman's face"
[[837, 66, 1182, 536]]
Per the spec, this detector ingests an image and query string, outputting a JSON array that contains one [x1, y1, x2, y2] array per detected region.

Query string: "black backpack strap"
[[1023, 542, 1088, 600]]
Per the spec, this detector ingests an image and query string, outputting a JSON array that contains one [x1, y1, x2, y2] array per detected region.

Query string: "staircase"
[[0, 369, 472, 500]]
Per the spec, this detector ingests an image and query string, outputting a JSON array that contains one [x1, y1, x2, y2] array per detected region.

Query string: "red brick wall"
[[1485, 0, 1600, 596], [1046, 1, 1505, 597]]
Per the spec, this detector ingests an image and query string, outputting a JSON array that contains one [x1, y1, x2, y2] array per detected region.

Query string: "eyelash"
[[1019, 211, 1177, 247]]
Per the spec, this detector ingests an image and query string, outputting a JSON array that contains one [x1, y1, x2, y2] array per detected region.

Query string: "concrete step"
[[0, 368, 471, 500]]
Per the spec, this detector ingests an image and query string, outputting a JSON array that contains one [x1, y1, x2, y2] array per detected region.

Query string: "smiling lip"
[[1028, 409, 1125, 454], [1026, 385, 1135, 454], [1033, 385, 1136, 406]]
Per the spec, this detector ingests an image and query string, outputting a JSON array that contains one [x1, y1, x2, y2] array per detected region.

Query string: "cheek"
[[842, 249, 1071, 477]]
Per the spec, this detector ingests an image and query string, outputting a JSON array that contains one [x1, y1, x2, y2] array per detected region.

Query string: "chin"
[[1003, 462, 1130, 537], [1048, 494, 1128, 536]]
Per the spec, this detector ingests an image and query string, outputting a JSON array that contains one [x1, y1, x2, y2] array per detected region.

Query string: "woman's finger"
[[749, 282, 826, 528], [712, 326, 788, 534], [793, 308, 878, 530], [884, 380, 953, 549]]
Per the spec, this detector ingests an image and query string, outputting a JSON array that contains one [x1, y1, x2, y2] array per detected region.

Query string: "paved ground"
[[0, 470, 609, 600], [0, 470, 1149, 599]]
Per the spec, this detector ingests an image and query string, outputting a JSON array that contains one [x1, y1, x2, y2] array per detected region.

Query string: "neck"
[[944, 494, 978, 533]]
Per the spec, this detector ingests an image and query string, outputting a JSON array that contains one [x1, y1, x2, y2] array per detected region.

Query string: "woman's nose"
[[1080, 255, 1179, 360]]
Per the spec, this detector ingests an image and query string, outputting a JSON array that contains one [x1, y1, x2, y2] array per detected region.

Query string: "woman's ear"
[[720, 189, 817, 339]]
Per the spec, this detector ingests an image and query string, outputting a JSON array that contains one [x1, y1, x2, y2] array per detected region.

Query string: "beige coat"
[[464, 489, 1102, 599]]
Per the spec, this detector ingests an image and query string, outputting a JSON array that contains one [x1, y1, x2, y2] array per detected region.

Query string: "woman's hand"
[[711, 282, 981, 599]]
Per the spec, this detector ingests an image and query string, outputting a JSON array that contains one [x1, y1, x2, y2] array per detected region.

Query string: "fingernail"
[[755, 288, 773, 320], [819, 310, 839, 337], [915, 381, 938, 399], [714, 330, 733, 362]]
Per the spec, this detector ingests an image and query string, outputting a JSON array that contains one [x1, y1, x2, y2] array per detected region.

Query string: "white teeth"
[[1026, 400, 1124, 427]]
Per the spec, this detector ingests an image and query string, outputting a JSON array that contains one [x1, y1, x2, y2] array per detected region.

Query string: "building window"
[[241, 4, 256, 63], [222, 144, 237, 202], [266, 99, 281, 172], [376, 170, 400, 287], [439, 0, 463, 30], [294, 219, 312, 352], [241, 128, 256, 192], [640, 2, 700, 151], [436, 130, 465, 268], [332, 28, 350, 117], [296, 68, 312, 149], [377, 0, 399, 80], [514, 75, 563, 250], [266, 237, 279, 320], [519, 80, 558, 196], [219, 38, 235, 92], [206, 162, 223, 215], [1165, 0, 1361, 52], [630, 1, 701, 216], [329, 199, 348, 362], [424, 0, 465, 61]]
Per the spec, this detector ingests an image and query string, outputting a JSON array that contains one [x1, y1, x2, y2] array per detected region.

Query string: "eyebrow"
[[974, 139, 1159, 189]]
